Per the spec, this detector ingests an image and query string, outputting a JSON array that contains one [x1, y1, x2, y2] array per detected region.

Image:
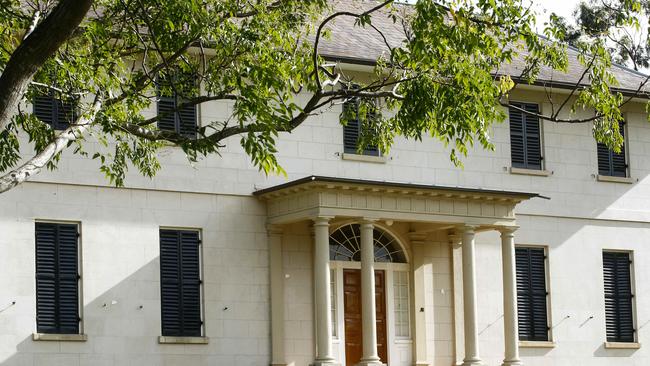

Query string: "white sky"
[[532, 0, 582, 30]]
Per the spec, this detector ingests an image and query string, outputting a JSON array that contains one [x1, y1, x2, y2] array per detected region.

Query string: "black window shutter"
[[509, 103, 542, 170], [33, 95, 75, 130], [341, 94, 379, 156], [516, 247, 549, 341], [603, 251, 635, 342], [160, 229, 202, 337], [597, 122, 627, 177], [35, 222, 80, 334], [157, 73, 197, 138]]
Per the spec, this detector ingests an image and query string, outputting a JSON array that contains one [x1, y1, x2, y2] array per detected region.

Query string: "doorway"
[[343, 269, 387, 365]]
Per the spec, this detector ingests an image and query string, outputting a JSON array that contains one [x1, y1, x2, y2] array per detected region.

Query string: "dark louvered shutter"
[[341, 96, 379, 156], [597, 122, 627, 177], [33, 95, 76, 130], [603, 251, 635, 342], [515, 247, 548, 341], [509, 103, 542, 170], [157, 96, 177, 133], [35, 222, 80, 334], [160, 229, 202, 337], [157, 73, 197, 138]]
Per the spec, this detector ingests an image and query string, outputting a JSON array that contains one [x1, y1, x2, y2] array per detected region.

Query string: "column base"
[[462, 359, 483, 366], [413, 363, 431, 366], [311, 360, 340, 366], [501, 360, 523, 366], [356, 360, 385, 366]]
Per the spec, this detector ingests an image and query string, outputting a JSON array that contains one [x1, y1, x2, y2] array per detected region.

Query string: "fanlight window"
[[329, 224, 406, 263]]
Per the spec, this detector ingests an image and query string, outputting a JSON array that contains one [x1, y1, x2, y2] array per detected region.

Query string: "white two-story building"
[[2, 2, 650, 366]]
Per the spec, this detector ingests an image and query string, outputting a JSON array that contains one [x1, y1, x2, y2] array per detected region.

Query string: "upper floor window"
[[341, 88, 380, 156], [33, 94, 77, 130], [597, 122, 628, 177], [159, 229, 203, 337], [35, 222, 81, 334], [603, 251, 635, 343], [157, 72, 197, 138], [515, 246, 549, 341], [509, 103, 542, 170]]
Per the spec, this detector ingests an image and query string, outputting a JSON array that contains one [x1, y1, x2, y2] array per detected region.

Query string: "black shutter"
[[33, 95, 75, 130], [178, 102, 197, 138], [597, 122, 627, 177], [35, 222, 80, 334], [603, 251, 635, 342], [157, 73, 197, 138], [516, 247, 549, 341], [341, 94, 379, 156], [33, 95, 55, 126], [509, 103, 542, 170], [160, 229, 202, 337]]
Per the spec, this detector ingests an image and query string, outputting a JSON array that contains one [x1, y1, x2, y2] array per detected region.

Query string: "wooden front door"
[[343, 269, 388, 365]]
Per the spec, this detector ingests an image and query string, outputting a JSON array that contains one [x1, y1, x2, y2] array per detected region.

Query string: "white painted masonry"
[[1, 78, 650, 366]]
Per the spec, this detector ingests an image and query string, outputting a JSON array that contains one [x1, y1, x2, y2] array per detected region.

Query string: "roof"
[[253, 175, 546, 200], [319, 0, 650, 96]]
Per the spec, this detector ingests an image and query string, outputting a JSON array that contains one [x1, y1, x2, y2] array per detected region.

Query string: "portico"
[[255, 176, 538, 366]]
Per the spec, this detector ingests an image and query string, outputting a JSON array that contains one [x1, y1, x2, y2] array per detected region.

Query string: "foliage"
[[0, 0, 645, 191]]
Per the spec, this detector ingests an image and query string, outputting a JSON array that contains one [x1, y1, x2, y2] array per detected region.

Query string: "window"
[[603, 251, 635, 342], [35, 222, 81, 334], [515, 247, 549, 341], [33, 94, 77, 130], [597, 122, 628, 177], [160, 229, 203, 337], [393, 271, 410, 338], [341, 88, 380, 156], [330, 269, 337, 337], [157, 73, 197, 138], [329, 224, 406, 263], [509, 103, 542, 170]]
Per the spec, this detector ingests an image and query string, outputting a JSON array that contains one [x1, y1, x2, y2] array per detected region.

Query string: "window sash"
[[393, 271, 410, 338]]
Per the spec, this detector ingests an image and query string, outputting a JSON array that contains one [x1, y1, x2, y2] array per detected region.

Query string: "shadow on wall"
[[0, 257, 267, 366]]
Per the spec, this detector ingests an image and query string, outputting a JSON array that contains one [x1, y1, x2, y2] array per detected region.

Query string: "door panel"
[[343, 269, 387, 366]]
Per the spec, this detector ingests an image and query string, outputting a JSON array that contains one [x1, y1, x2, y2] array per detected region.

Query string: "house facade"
[[2, 4, 650, 366]]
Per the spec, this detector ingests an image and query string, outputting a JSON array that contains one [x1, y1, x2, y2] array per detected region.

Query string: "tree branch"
[[0, 0, 93, 132], [0, 97, 103, 193]]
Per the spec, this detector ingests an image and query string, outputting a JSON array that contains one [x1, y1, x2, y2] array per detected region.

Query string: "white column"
[[358, 220, 383, 366], [500, 227, 522, 366], [312, 217, 338, 366], [268, 225, 286, 366], [460, 226, 483, 366]]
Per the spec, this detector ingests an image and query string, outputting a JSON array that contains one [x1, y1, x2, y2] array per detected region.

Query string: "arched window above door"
[[329, 224, 406, 263]]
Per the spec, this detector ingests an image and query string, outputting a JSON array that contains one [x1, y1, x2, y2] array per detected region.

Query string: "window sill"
[[604, 341, 641, 349], [510, 167, 552, 177], [519, 341, 555, 348], [158, 336, 209, 344], [341, 153, 387, 164], [597, 175, 635, 184], [32, 333, 87, 342]]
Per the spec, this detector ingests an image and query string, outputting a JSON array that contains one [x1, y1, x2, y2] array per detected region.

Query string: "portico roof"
[[254, 176, 543, 226]]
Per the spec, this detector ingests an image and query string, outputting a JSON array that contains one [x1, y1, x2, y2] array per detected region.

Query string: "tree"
[[0, 0, 646, 194]]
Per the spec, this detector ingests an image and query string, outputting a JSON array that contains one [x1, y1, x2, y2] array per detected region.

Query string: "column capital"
[[313, 216, 334, 226], [359, 217, 378, 225], [456, 224, 479, 234], [498, 226, 519, 236], [448, 233, 462, 248]]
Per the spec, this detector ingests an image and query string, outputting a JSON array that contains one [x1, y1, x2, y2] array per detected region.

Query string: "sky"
[[532, 0, 581, 29]]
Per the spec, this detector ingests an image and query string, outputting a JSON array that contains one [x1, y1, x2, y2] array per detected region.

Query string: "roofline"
[[323, 55, 650, 99], [253, 175, 548, 199]]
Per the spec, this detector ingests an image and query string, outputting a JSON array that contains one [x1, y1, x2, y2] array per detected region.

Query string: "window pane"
[[331, 269, 337, 338], [393, 271, 410, 338]]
